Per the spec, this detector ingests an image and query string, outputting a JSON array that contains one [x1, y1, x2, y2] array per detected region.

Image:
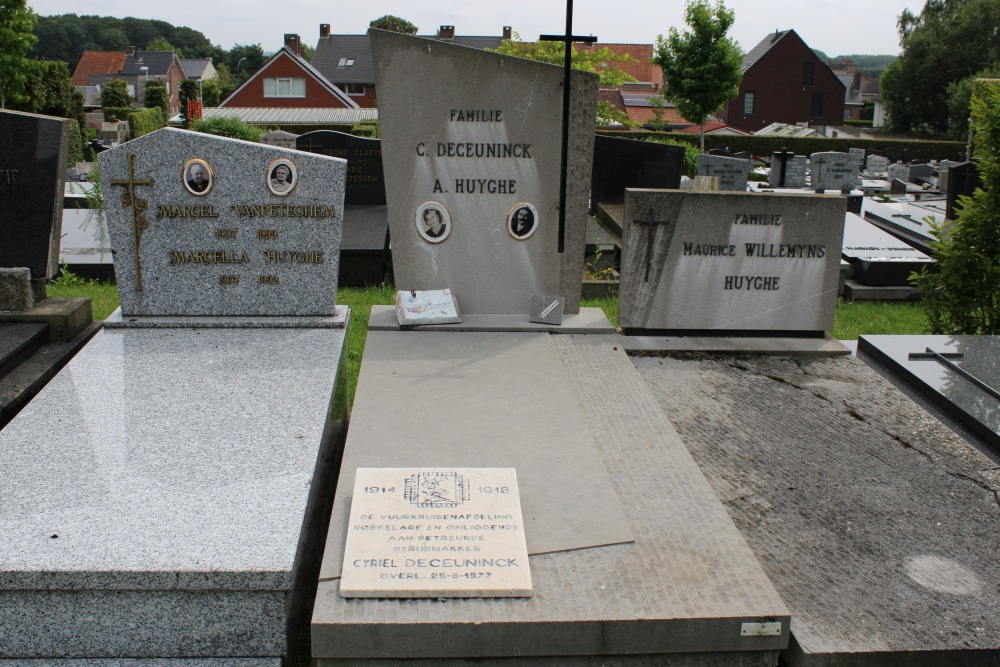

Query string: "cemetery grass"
[[48, 282, 928, 400]]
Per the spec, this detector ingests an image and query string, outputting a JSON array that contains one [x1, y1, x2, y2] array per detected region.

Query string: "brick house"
[[73, 48, 185, 116], [720, 30, 845, 133], [219, 35, 357, 109]]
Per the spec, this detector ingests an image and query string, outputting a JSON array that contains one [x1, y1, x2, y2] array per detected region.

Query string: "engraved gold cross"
[[110, 154, 154, 291]]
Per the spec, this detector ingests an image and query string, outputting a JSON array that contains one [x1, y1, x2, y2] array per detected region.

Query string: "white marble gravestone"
[[619, 189, 845, 333], [0, 128, 350, 665], [370, 29, 597, 315]]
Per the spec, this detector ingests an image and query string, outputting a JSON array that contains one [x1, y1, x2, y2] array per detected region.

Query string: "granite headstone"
[[771, 151, 806, 188], [296, 130, 385, 205], [866, 154, 890, 174], [371, 29, 597, 314], [945, 161, 980, 220], [887, 162, 910, 184], [99, 127, 346, 316], [810, 152, 859, 193], [0, 109, 71, 280], [619, 190, 845, 333], [591, 135, 684, 205], [261, 129, 299, 148], [697, 154, 750, 191]]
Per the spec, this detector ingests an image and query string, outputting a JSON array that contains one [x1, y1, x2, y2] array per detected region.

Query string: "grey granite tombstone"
[[866, 154, 890, 174], [2, 127, 350, 664], [0, 109, 70, 281], [697, 153, 750, 191], [810, 151, 859, 192], [849, 147, 866, 163], [842, 212, 932, 286], [99, 127, 345, 316], [371, 29, 597, 315], [260, 129, 299, 148], [887, 162, 910, 184], [771, 153, 807, 188], [907, 163, 934, 185], [619, 189, 845, 334]]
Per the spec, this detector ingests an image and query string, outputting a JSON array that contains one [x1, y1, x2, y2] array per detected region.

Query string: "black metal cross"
[[775, 147, 790, 187], [631, 207, 671, 282], [110, 153, 154, 292], [908, 347, 1000, 401], [540, 0, 596, 254]]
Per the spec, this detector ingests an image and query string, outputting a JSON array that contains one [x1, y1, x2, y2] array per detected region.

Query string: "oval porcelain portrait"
[[182, 158, 214, 196], [266, 158, 298, 197], [415, 201, 451, 243], [507, 203, 538, 240]]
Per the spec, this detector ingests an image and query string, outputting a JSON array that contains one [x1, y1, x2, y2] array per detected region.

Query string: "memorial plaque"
[[842, 212, 932, 286], [339, 467, 532, 598], [619, 190, 845, 333], [697, 154, 750, 191], [99, 127, 346, 316], [0, 109, 71, 280], [296, 131, 385, 205], [810, 152, 859, 192], [371, 30, 597, 314], [591, 135, 684, 205]]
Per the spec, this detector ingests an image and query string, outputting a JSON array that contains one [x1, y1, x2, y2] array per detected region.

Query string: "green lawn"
[[44, 278, 933, 404]]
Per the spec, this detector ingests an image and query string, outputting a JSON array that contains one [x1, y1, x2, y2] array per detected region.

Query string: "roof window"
[[338, 57, 355, 67]]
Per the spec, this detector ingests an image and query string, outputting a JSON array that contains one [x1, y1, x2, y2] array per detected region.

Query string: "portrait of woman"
[[182, 158, 214, 196], [266, 158, 298, 196], [507, 203, 538, 240], [415, 201, 451, 243]]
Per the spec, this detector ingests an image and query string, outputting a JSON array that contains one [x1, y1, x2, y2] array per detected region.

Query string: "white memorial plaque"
[[339, 468, 532, 598]]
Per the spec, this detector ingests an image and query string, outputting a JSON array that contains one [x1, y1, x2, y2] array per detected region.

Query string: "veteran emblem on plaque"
[[404, 472, 469, 508]]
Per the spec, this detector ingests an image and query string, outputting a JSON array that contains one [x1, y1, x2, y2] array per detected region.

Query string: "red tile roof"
[[579, 43, 663, 87], [71, 51, 128, 86], [625, 105, 689, 126]]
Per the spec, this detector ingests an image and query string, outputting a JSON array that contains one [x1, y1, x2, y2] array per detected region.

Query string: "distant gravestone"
[[887, 162, 910, 184], [296, 130, 385, 205], [810, 152, 859, 192], [371, 30, 597, 315], [591, 135, 684, 205], [945, 161, 981, 220], [99, 127, 346, 316], [907, 163, 934, 185], [842, 212, 932, 286], [0, 110, 70, 280], [849, 148, 866, 164], [261, 130, 299, 148], [866, 155, 890, 173], [697, 154, 750, 191], [619, 189, 845, 333]]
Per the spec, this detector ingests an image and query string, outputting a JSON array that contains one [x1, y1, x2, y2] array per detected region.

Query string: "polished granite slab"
[[0, 323, 348, 660], [859, 334, 1000, 450]]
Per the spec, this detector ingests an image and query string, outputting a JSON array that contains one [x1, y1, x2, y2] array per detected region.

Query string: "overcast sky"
[[28, 0, 918, 57]]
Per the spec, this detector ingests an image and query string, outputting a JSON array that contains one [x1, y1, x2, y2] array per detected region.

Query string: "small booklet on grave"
[[394, 289, 461, 325], [339, 468, 532, 598]]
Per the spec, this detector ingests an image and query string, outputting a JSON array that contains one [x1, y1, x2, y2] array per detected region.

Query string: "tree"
[[912, 79, 1000, 333], [101, 78, 132, 108], [489, 34, 637, 86], [653, 0, 743, 151], [191, 116, 261, 142], [146, 36, 175, 52], [201, 78, 223, 107], [369, 15, 418, 34], [144, 79, 169, 119], [882, 0, 1000, 134], [0, 0, 38, 108], [946, 63, 1000, 139], [178, 79, 198, 124]]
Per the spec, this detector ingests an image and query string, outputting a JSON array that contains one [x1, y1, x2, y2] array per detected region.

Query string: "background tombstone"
[[371, 29, 597, 315], [842, 212, 932, 286], [771, 151, 806, 188], [866, 154, 890, 174], [810, 152, 860, 192], [849, 147, 866, 164], [619, 189, 845, 334], [945, 161, 981, 220], [0, 110, 70, 283], [697, 154, 750, 191], [887, 162, 910, 184], [907, 163, 935, 186], [261, 129, 299, 148], [296, 130, 389, 285], [591, 135, 684, 206]]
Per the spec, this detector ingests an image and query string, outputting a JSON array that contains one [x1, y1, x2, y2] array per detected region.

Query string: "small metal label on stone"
[[740, 621, 782, 637], [340, 467, 532, 599]]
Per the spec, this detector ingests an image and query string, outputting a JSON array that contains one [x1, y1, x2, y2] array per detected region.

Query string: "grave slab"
[[841, 280, 922, 301], [312, 331, 789, 661], [859, 335, 1000, 451], [861, 198, 941, 255], [841, 212, 932, 286], [619, 190, 845, 334], [371, 30, 597, 315], [633, 352, 1000, 667], [366, 304, 614, 333]]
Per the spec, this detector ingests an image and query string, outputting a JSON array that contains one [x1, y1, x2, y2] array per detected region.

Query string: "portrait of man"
[[267, 159, 297, 196], [415, 202, 451, 243], [507, 204, 537, 240], [183, 159, 213, 196]]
